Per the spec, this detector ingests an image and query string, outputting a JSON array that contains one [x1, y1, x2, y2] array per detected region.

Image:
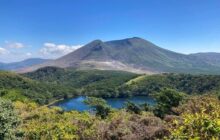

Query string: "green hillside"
[[0, 70, 77, 104], [119, 73, 220, 96], [24, 67, 220, 99], [0, 68, 138, 104], [1, 68, 220, 105], [24, 67, 139, 98], [24, 67, 138, 89]]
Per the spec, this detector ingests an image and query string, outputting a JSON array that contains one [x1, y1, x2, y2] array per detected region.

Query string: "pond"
[[53, 96, 156, 111]]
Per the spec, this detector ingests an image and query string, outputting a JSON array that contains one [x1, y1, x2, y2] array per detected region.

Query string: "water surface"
[[53, 96, 155, 111]]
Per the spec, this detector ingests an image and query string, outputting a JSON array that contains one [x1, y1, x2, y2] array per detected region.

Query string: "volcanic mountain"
[[20, 37, 220, 74]]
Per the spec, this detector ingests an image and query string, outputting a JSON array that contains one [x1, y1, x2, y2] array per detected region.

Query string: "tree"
[[0, 98, 20, 139], [153, 88, 185, 118], [125, 101, 152, 114], [216, 91, 220, 100], [140, 103, 151, 112], [125, 101, 142, 114], [84, 97, 111, 119]]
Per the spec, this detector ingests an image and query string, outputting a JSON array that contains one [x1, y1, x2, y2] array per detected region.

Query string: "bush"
[[0, 89, 29, 102], [84, 97, 112, 119], [125, 101, 142, 114], [217, 91, 220, 100], [168, 95, 220, 139], [0, 98, 20, 139], [15, 101, 98, 139], [153, 88, 185, 118]]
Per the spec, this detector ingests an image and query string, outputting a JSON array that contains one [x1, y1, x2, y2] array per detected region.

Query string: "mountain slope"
[[0, 58, 50, 71], [190, 52, 220, 67], [21, 37, 220, 74]]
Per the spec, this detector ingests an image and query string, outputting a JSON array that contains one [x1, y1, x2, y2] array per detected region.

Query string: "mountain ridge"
[[0, 58, 50, 71], [14, 37, 220, 74]]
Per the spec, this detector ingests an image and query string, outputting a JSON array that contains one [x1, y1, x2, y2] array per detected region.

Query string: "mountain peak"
[[130, 37, 144, 40], [84, 39, 106, 51], [89, 39, 103, 45]]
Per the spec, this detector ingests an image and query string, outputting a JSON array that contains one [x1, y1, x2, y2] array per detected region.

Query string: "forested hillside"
[[119, 73, 220, 96], [1, 67, 220, 106], [0, 71, 77, 104], [0, 68, 138, 104], [24, 67, 220, 98], [23, 67, 139, 98], [24, 67, 138, 89]]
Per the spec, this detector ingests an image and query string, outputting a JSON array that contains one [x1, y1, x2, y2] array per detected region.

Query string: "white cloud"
[[26, 52, 32, 57], [40, 42, 82, 56], [0, 47, 9, 55], [5, 41, 25, 49], [0, 41, 83, 62]]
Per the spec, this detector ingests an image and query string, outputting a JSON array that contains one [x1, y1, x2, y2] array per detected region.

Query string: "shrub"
[[15, 101, 98, 139], [84, 97, 112, 119], [168, 95, 220, 139], [0, 98, 20, 139], [125, 101, 142, 114], [153, 88, 185, 118]]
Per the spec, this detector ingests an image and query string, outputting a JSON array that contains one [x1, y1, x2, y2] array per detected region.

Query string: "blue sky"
[[0, 0, 220, 62]]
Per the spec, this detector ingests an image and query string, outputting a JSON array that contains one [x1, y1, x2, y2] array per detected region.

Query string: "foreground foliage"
[[15, 101, 98, 139], [153, 88, 185, 118], [0, 98, 20, 140], [84, 97, 112, 119], [168, 95, 220, 139], [14, 101, 168, 140], [0, 93, 219, 139]]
